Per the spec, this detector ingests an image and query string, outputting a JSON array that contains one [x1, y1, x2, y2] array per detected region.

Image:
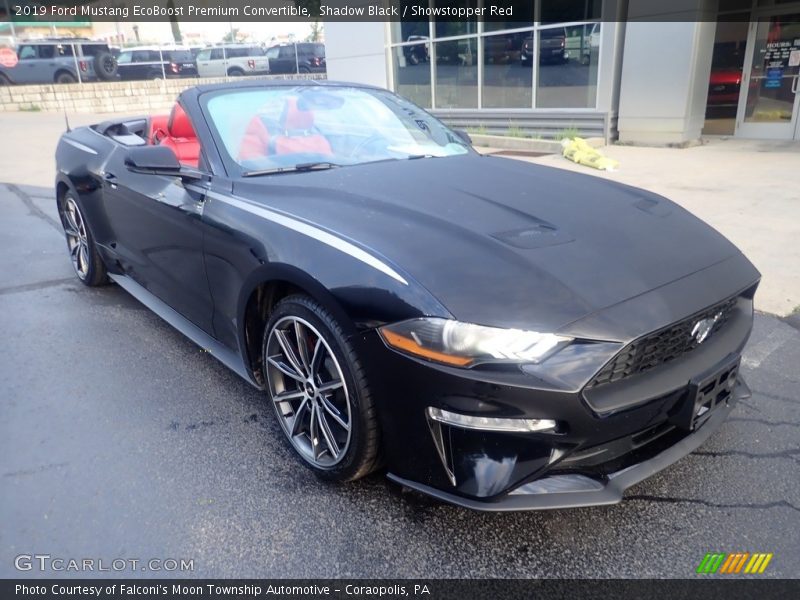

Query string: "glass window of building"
[[434, 0, 479, 38], [434, 37, 478, 108], [482, 32, 534, 108], [393, 45, 432, 108], [536, 23, 601, 108]]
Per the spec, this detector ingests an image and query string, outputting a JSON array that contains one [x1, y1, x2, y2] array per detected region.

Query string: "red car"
[[707, 68, 742, 107]]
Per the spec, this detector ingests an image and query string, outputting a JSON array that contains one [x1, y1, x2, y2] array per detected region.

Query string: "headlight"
[[378, 318, 572, 368]]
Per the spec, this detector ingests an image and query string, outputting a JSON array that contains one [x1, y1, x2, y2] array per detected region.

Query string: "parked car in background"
[[521, 28, 569, 66], [265, 43, 326, 74], [403, 36, 430, 65], [195, 44, 269, 78], [0, 38, 117, 85], [115, 46, 197, 81]]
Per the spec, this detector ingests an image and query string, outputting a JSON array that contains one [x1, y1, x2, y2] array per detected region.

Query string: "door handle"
[[103, 171, 117, 189]]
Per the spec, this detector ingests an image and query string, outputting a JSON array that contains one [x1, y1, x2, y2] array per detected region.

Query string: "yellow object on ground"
[[561, 137, 619, 171]]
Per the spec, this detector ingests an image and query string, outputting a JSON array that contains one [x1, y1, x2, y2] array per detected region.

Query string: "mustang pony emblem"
[[691, 312, 723, 344]]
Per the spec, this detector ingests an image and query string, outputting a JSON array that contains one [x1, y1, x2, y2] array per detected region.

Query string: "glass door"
[[736, 14, 800, 139]]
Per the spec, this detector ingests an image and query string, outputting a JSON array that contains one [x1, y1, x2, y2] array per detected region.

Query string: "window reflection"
[[483, 33, 533, 108], [434, 38, 478, 108], [434, 0, 479, 38], [390, 1, 429, 44], [393, 44, 432, 108], [536, 23, 600, 108]]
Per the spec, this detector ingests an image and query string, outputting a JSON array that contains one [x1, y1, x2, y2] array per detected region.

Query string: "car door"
[[195, 48, 215, 77], [266, 46, 295, 74], [13, 44, 44, 84], [100, 141, 214, 333]]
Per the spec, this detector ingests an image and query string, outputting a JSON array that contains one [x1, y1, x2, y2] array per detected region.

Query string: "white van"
[[195, 45, 269, 78]]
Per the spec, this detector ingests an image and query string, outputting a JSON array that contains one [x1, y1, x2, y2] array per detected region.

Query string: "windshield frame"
[[198, 83, 475, 180]]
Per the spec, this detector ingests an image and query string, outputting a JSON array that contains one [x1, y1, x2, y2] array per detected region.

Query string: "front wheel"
[[55, 71, 77, 84], [59, 192, 107, 286], [262, 295, 380, 481]]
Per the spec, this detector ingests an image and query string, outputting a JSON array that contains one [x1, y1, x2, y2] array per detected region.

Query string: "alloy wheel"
[[266, 316, 353, 467], [62, 196, 90, 280]]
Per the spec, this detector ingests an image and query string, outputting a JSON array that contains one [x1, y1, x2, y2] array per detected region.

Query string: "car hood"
[[234, 154, 745, 333]]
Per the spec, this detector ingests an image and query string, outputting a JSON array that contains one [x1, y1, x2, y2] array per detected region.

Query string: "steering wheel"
[[348, 134, 389, 158]]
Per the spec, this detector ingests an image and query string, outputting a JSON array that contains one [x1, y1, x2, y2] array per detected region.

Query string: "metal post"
[[294, 42, 299, 74], [3, 0, 16, 39], [71, 43, 83, 84], [160, 46, 166, 79]]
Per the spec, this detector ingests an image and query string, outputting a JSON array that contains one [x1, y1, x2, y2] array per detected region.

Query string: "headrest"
[[168, 103, 196, 139], [282, 97, 314, 132]]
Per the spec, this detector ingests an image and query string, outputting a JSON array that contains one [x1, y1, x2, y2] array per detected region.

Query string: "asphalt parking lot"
[[1, 118, 799, 579]]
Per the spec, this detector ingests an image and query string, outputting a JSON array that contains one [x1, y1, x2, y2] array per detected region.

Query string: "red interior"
[[149, 103, 200, 168], [149, 97, 333, 168], [273, 98, 332, 156]]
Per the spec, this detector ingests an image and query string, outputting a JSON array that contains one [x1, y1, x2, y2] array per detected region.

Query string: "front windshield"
[[204, 86, 471, 173]]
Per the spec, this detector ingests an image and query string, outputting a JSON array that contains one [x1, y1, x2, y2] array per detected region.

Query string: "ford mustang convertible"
[[55, 80, 759, 510]]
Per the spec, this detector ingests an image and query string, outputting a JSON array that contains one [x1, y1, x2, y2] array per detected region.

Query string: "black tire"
[[58, 192, 107, 287], [93, 51, 118, 81], [0, 73, 10, 85], [298, 66, 310, 74], [227, 67, 245, 77], [55, 71, 77, 85], [262, 295, 381, 482]]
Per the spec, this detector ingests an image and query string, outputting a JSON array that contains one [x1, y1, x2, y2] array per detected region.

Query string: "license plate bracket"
[[675, 356, 740, 431]]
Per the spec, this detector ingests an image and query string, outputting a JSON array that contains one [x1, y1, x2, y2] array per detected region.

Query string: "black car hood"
[[235, 154, 744, 333]]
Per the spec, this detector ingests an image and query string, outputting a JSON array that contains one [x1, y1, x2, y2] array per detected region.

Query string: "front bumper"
[[389, 377, 749, 511], [351, 274, 757, 511]]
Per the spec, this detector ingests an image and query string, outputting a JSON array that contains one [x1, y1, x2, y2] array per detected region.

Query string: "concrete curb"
[[469, 134, 605, 153]]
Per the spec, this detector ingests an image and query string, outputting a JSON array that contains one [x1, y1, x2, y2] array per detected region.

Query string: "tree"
[[222, 28, 240, 43], [307, 21, 323, 43], [167, 0, 182, 43]]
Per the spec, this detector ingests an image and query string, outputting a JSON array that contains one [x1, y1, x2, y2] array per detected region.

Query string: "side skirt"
[[109, 273, 263, 390]]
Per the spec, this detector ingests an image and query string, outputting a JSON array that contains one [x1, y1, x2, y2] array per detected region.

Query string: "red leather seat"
[[159, 104, 200, 167], [238, 116, 271, 161], [147, 114, 170, 145], [273, 98, 332, 156]]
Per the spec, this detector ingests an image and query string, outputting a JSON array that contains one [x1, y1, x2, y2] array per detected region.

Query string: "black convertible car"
[[55, 80, 759, 510]]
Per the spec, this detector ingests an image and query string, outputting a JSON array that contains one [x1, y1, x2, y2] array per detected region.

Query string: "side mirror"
[[125, 145, 181, 172], [454, 129, 472, 145], [124, 146, 203, 180]]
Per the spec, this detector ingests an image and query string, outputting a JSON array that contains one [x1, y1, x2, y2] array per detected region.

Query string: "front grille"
[[587, 297, 738, 389]]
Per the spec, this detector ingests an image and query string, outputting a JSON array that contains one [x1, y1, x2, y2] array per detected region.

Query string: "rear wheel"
[[262, 295, 380, 481], [59, 192, 107, 286], [227, 67, 245, 77], [55, 71, 77, 84]]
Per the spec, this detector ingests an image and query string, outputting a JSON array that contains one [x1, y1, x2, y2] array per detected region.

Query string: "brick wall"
[[0, 73, 326, 113]]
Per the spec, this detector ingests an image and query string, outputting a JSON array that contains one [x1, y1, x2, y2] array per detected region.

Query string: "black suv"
[[115, 47, 198, 81], [264, 43, 326, 74], [0, 38, 117, 85]]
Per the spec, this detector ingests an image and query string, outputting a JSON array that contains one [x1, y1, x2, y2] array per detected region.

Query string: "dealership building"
[[324, 0, 800, 144]]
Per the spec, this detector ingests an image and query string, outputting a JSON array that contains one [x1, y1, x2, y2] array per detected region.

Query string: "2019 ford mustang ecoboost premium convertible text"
[[55, 81, 759, 510]]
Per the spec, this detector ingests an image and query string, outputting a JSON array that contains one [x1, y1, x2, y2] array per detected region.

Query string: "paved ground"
[[516, 138, 800, 318], [1, 114, 799, 578]]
